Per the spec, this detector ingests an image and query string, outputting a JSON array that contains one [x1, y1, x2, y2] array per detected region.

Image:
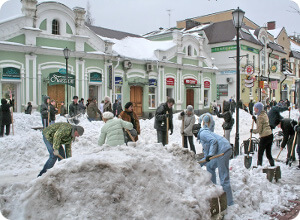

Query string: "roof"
[[267, 28, 282, 38], [202, 20, 261, 45], [267, 42, 286, 54], [290, 50, 300, 59], [86, 24, 142, 40]]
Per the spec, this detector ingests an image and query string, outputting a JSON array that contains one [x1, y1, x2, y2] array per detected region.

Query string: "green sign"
[[212, 45, 259, 54], [49, 72, 75, 87], [90, 72, 102, 82], [2, 67, 20, 79], [240, 45, 259, 54]]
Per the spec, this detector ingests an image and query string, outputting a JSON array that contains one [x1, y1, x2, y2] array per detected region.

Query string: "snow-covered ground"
[[0, 109, 299, 219]]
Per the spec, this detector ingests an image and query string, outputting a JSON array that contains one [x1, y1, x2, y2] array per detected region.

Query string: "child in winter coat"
[[251, 102, 275, 166], [178, 105, 196, 153], [98, 112, 133, 146], [215, 100, 234, 143], [197, 115, 234, 206]]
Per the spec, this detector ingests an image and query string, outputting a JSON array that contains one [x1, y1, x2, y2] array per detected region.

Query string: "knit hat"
[[71, 125, 84, 136], [103, 111, 114, 120], [277, 102, 283, 107], [254, 102, 264, 115], [73, 96, 78, 100], [125, 102, 133, 109], [186, 105, 193, 112]]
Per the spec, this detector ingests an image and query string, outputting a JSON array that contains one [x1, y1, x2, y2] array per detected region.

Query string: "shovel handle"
[[198, 153, 224, 164], [125, 129, 136, 142], [166, 111, 169, 145], [290, 132, 297, 158], [248, 119, 255, 154], [275, 148, 283, 161]]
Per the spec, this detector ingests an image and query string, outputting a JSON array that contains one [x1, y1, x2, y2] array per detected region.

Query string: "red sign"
[[246, 65, 254, 75], [204, 81, 210, 88], [166, 77, 174, 86], [270, 81, 278, 89], [184, 78, 197, 85]]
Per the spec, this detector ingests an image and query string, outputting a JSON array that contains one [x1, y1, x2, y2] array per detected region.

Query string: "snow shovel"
[[288, 133, 297, 167], [181, 115, 184, 147], [198, 153, 225, 164], [166, 111, 169, 145], [244, 119, 255, 169]]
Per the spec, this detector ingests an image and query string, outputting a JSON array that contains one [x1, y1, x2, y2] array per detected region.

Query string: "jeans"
[[157, 130, 167, 146], [38, 135, 65, 177], [42, 118, 48, 128], [49, 120, 55, 125], [224, 129, 231, 143], [257, 134, 274, 166], [183, 136, 196, 153]]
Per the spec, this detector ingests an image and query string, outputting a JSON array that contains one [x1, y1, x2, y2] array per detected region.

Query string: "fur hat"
[[71, 125, 84, 136], [103, 111, 114, 120], [125, 102, 133, 109], [186, 105, 194, 112], [254, 102, 264, 115]]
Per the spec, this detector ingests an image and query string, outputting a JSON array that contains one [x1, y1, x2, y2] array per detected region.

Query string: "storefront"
[[184, 78, 197, 108], [88, 71, 102, 103]]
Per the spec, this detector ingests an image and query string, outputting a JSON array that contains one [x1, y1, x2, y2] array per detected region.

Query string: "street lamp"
[[232, 7, 245, 156], [63, 47, 71, 114]]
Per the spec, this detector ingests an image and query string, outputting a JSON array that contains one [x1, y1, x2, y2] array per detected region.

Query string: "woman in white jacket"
[[98, 112, 133, 146], [178, 105, 196, 153]]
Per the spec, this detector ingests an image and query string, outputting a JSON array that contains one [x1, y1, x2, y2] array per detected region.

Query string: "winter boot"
[[298, 160, 300, 169]]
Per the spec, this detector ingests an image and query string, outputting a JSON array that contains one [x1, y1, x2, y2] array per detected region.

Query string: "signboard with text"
[[166, 77, 174, 86], [49, 72, 75, 87], [149, 79, 157, 86], [2, 67, 20, 79], [204, 81, 210, 88], [90, 72, 102, 82], [115, 76, 123, 85], [184, 78, 197, 85]]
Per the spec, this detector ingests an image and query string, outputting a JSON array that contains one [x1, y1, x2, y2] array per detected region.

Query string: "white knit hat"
[[103, 112, 114, 119]]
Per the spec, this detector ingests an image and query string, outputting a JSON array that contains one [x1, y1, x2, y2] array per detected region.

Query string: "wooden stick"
[[275, 148, 283, 161], [125, 129, 136, 142], [182, 115, 184, 147], [198, 153, 225, 164], [10, 107, 14, 135], [248, 119, 255, 155], [166, 111, 169, 145]]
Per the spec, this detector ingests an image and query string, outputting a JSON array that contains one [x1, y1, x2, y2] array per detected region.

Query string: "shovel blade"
[[244, 155, 252, 169]]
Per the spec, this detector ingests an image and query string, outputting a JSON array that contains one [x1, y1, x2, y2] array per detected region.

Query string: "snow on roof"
[[267, 28, 282, 38], [0, 14, 23, 24], [291, 41, 300, 52], [106, 36, 176, 60]]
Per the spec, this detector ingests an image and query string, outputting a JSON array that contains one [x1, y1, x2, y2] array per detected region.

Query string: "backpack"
[[192, 123, 201, 137]]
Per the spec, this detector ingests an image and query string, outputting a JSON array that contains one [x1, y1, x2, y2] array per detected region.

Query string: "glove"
[[180, 111, 185, 116], [165, 113, 169, 118], [206, 155, 212, 162], [250, 129, 253, 133], [53, 149, 59, 156], [170, 128, 173, 135], [252, 116, 256, 122], [294, 125, 299, 132]]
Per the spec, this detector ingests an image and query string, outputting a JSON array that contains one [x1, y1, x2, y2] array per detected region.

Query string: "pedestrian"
[[40, 96, 50, 128], [78, 98, 86, 114], [215, 100, 234, 143], [113, 99, 123, 117], [103, 96, 112, 113], [37, 122, 84, 177], [69, 96, 80, 117], [119, 102, 140, 141], [278, 118, 298, 164], [60, 101, 66, 116], [99, 100, 104, 113], [293, 118, 300, 169], [0, 98, 12, 137], [197, 115, 234, 206], [154, 98, 175, 146], [49, 99, 58, 125], [199, 112, 215, 132], [87, 98, 102, 121], [98, 112, 133, 146], [270, 97, 277, 108], [237, 99, 243, 109], [25, 102, 32, 114], [230, 98, 236, 113], [285, 99, 290, 108], [251, 102, 275, 167], [267, 102, 290, 129], [248, 99, 254, 115], [178, 105, 196, 153]]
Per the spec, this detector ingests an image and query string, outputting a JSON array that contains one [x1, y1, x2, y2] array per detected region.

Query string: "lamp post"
[[63, 47, 71, 114], [232, 7, 245, 156]]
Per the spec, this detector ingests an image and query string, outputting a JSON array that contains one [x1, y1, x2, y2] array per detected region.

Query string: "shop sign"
[[59, 68, 66, 74], [259, 81, 264, 88], [204, 81, 210, 88], [90, 72, 102, 82], [270, 54, 279, 60], [2, 67, 20, 79], [149, 79, 157, 86], [166, 77, 174, 86], [240, 45, 259, 54], [115, 76, 123, 85], [184, 78, 197, 85], [220, 70, 236, 75], [217, 84, 228, 96], [245, 65, 254, 75], [108, 65, 112, 89], [211, 45, 236, 53], [271, 65, 277, 73], [49, 72, 75, 87], [271, 80, 278, 89]]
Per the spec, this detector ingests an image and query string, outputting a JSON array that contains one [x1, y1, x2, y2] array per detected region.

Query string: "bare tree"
[[288, 5, 300, 15], [85, 1, 94, 25]]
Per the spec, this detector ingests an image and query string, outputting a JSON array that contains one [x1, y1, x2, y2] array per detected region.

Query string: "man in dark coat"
[[154, 98, 175, 146], [230, 99, 236, 113], [69, 96, 80, 117], [0, 98, 12, 137], [267, 103, 290, 129], [49, 100, 58, 125], [215, 100, 234, 143], [248, 99, 254, 115], [113, 99, 123, 117], [40, 96, 50, 128], [25, 102, 32, 114], [279, 118, 298, 164]]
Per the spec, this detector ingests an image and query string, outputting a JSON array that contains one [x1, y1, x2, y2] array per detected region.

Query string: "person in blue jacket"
[[198, 112, 215, 132], [197, 115, 234, 206]]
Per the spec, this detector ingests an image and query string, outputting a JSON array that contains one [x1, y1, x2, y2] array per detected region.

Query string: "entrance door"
[[130, 86, 143, 117], [47, 84, 65, 114], [186, 89, 194, 108]]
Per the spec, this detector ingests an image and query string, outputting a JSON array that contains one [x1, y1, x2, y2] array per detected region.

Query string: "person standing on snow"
[[251, 102, 275, 167], [113, 99, 123, 117], [60, 101, 66, 116], [119, 102, 140, 142], [98, 112, 133, 146], [215, 100, 234, 143], [278, 118, 298, 164], [103, 96, 113, 113], [40, 96, 50, 128], [38, 122, 84, 177], [197, 115, 234, 206], [178, 105, 196, 153], [0, 98, 12, 137], [49, 99, 58, 125], [87, 98, 102, 121], [69, 96, 80, 117], [154, 97, 175, 146], [268, 102, 290, 130], [293, 118, 300, 169], [25, 102, 32, 114]]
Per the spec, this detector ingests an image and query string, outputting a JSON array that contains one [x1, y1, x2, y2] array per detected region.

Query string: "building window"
[[166, 88, 174, 99], [148, 87, 156, 108], [115, 85, 122, 102], [187, 45, 192, 56], [52, 19, 60, 35]]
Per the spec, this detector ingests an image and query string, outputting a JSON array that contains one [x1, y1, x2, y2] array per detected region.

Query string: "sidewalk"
[[270, 200, 300, 220]]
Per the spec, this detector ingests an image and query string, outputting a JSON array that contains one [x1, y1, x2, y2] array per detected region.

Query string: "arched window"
[[187, 45, 192, 56], [52, 19, 60, 35]]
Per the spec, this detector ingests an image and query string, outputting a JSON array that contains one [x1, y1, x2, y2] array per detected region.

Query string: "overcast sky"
[[0, 0, 299, 36]]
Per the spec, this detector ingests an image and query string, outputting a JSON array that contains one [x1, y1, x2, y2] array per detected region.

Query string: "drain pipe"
[[280, 74, 287, 101], [112, 56, 120, 102], [267, 48, 274, 99]]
